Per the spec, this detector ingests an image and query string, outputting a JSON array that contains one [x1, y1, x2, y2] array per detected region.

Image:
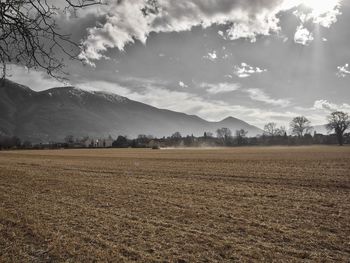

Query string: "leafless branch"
[[0, 0, 102, 80]]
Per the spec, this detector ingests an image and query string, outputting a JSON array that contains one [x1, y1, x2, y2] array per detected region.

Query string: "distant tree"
[[171, 132, 182, 139], [263, 122, 286, 137], [184, 135, 194, 146], [280, 126, 287, 136], [22, 140, 32, 149], [344, 132, 350, 144], [290, 116, 312, 137], [203, 131, 213, 138], [305, 133, 313, 142], [134, 134, 154, 147], [216, 127, 232, 145], [236, 129, 248, 137], [326, 111, 350, 146], [169, 132, 182, 146], [216, 128, 232, 139], [137, 134, 149, 144], [0, 135, 21, 149], [235, 129, 248, 145], [113, 136, 129, 148], [264, 122, 277, 136], [64, 135, 75, 144]]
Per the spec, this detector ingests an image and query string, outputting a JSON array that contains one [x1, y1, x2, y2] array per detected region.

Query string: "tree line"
[[1, 111, 349, 150]]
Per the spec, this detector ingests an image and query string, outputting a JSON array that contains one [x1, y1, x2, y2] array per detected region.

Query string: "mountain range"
[[0, 79, 263, 142]]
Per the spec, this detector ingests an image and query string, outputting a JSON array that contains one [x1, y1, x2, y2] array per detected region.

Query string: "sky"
[[8, 0, 350, 128]]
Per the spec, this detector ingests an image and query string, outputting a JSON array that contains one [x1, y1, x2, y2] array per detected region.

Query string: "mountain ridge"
[[0, 79, 263, 142]]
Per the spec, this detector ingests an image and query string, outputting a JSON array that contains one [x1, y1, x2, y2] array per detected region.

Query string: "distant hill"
[[0, 79, 263, 142]]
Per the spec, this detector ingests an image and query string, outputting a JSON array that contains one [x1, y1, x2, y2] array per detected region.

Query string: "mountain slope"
[[0, 80, 263, 142], [0, 79, 34, 135]]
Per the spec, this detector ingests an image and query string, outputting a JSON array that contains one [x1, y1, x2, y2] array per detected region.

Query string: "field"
[[0, 146, 349, 262]]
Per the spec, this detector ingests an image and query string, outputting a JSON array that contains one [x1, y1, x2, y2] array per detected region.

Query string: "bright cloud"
[[78, 0, 343, 65], [233, 63, 267, 78], [292, 0, 341, 28], [294, 25, 314, 46], [203, 51, 217, 62], [313, 100, 350, 112], [201, 82, 240, 94], [244, 88, 291, 107], [337, 63, 350, 77], [7, 64, 66, 91], [290, 0, 341, 45], [225, 11, 281, 43], [179, 81, 188, 88]]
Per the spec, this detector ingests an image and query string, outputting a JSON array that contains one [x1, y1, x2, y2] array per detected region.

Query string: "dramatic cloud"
[[244, 88, 291, 107], [337, 63, 350, 77], [313, 100, 350, 112], [225, 11, 280, 43], [5, 0, 349, 129], [233, 63, 267, 78], [201, 82, 240, 94], [291, 0, 341, 45], [294, 25, 314, 45], [78, 0, 343, 64], [292, 0, 342, 28]]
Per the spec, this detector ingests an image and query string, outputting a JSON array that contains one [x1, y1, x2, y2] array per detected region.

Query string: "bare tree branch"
[[0, 0, 102, 80]]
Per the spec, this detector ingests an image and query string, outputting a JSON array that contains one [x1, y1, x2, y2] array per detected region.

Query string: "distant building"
[[81, 137, 93, 148], [78, 136, 114, 148]]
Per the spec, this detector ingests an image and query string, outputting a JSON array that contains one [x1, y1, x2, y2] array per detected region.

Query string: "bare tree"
[[263, 122, 285, 137], [64, 134, 74, 144], [0, 0, 102, 80], [171, 132, 182, 139], [235, 129, 248, 145], [326, 111, 350, 146], [290, 116, 312, 137], [216, 127, 232, 145], [203, 131, 213, 138]]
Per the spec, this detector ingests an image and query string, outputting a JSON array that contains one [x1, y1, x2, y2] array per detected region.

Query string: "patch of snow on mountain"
[[93, 91, 127, 103]]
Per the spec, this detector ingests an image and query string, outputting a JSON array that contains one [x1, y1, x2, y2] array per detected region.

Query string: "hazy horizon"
[[2, 78, 332, 130]]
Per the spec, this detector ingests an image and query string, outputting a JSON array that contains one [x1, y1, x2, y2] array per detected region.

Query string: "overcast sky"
[[8, 0, 350, 128]]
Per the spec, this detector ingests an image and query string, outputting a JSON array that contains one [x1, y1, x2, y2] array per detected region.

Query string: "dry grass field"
[[0, 146, 349, 262]]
